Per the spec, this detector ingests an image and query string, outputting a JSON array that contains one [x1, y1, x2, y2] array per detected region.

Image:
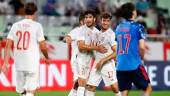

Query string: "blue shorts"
[[117, 65, 150, 91]]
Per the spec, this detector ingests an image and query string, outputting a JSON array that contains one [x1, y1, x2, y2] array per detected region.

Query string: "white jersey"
[[94, 28, 117, 62], [76, 25, 100, 79], [87, 28, 118, 86], [77, 25, 100, 57], [67, 27, 80, 64], [7, 19, 45, 72]]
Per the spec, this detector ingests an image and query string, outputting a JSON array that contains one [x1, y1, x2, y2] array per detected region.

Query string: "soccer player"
[[115, 3, 152, 96], [2, 3, 50, 96], [85, 12, 121, 96], [64, 12, 85, 96], [76, 9, 107, 96]]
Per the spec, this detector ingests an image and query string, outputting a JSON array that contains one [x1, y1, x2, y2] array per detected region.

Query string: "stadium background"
[[0, 0, 170, 96]]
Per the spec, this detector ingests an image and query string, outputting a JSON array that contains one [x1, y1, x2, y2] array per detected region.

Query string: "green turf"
[[0, 91, 170, 96]]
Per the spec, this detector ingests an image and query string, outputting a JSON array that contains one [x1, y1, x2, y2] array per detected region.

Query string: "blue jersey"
[[115, 20, 146, 71]]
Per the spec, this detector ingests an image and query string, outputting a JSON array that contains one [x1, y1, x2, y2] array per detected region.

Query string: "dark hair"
[[79, 11, 85, 21], [25, 2, 37, 15], [120, 3, 136, 20], [100, 12, 112, 20], [84, 9, 96, 18]]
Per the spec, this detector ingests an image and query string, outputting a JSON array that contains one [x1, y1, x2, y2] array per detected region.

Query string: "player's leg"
[[68, 80, 79, 96], [16, 71, 27, 96], [85, 85, 96, 96], [121, 90, 129, 96], [24, 71, 39, 96], [68, 61, 79, 96], [117, 70, 133, 96], [77, 78, 86, 96], [85, 68, 102, 96], [76, 57, 91, 96], [141, 84, 152, 96], [110, 83, 121, 96], [77, 66, 89, 96], [132, 65, 152, 96], [102, 63, 121, 96]]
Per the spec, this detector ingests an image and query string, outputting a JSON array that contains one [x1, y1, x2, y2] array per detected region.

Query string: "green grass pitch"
[[0, 91, 170, 96]]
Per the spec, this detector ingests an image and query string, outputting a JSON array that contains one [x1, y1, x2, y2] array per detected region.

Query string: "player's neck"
[[130, 17, 135, 21], [25, 15, 35, 20], [101, 28, 108, 32], [87, 25, 94, 30]]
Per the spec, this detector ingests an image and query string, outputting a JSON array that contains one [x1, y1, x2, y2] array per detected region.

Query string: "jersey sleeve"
[[37, 24, 45, 42], [68, 28, 78, 40], [77, 28, 85, 41], [138, 25, 146, 40], [109, 32, 117, 46], [7, 24, 15, 40]]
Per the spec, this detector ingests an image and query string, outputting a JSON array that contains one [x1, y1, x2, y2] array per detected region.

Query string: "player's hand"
[[1, 64, 9, 75], [64, 36, 72, 44], [96, 59, 105, 71], [45, 59, 51, 65], [97, 45, 107, 53]]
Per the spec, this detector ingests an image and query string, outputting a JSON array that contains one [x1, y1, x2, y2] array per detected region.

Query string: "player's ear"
[[94, 17, 96, 22]]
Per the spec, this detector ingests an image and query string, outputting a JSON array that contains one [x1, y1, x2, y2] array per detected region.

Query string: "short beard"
[[86, 23, 94, 28], [101, 26, 108, 31]]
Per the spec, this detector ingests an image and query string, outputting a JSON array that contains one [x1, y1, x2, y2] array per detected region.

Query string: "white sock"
[[68, 88, 77, 96], [115, 91, 121, 96], [25, 93, 34, 96], [85, 90, 95, 96], [77, 87, 85, 96]]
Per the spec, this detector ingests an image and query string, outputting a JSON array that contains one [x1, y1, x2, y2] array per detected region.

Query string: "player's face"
[[132, 9, 137, 19], [101, 18, 111, 30], [84, 14, 95, 27]]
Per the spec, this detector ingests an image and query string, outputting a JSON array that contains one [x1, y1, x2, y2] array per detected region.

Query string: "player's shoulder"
[[32, 20, 42, 27], [79, 25, 86, 30], [131, 21, 144, 29], [72, 26, 80, 31], [93, 27, 100, 33], [108, 28, 114, 33], [12, 19, 23, 26], [107, 28, 115, 35]]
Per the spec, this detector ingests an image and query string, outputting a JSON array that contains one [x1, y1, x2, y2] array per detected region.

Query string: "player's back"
[[8, 19, 44, 72], [115, 20, 146, 71]]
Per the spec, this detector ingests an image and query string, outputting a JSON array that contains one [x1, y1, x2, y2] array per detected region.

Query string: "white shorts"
[[16, 71, 39, 93], [87, 60, 117, 86], [76, 54, 92, 79]]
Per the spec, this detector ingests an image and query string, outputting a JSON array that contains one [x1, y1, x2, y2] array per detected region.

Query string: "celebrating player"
[[1, 2, 50, 96], [115, 3, 152, 96], [64, 12, 85, 96], [76, 9, 107, 96], [85, 12, 121, 96]]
